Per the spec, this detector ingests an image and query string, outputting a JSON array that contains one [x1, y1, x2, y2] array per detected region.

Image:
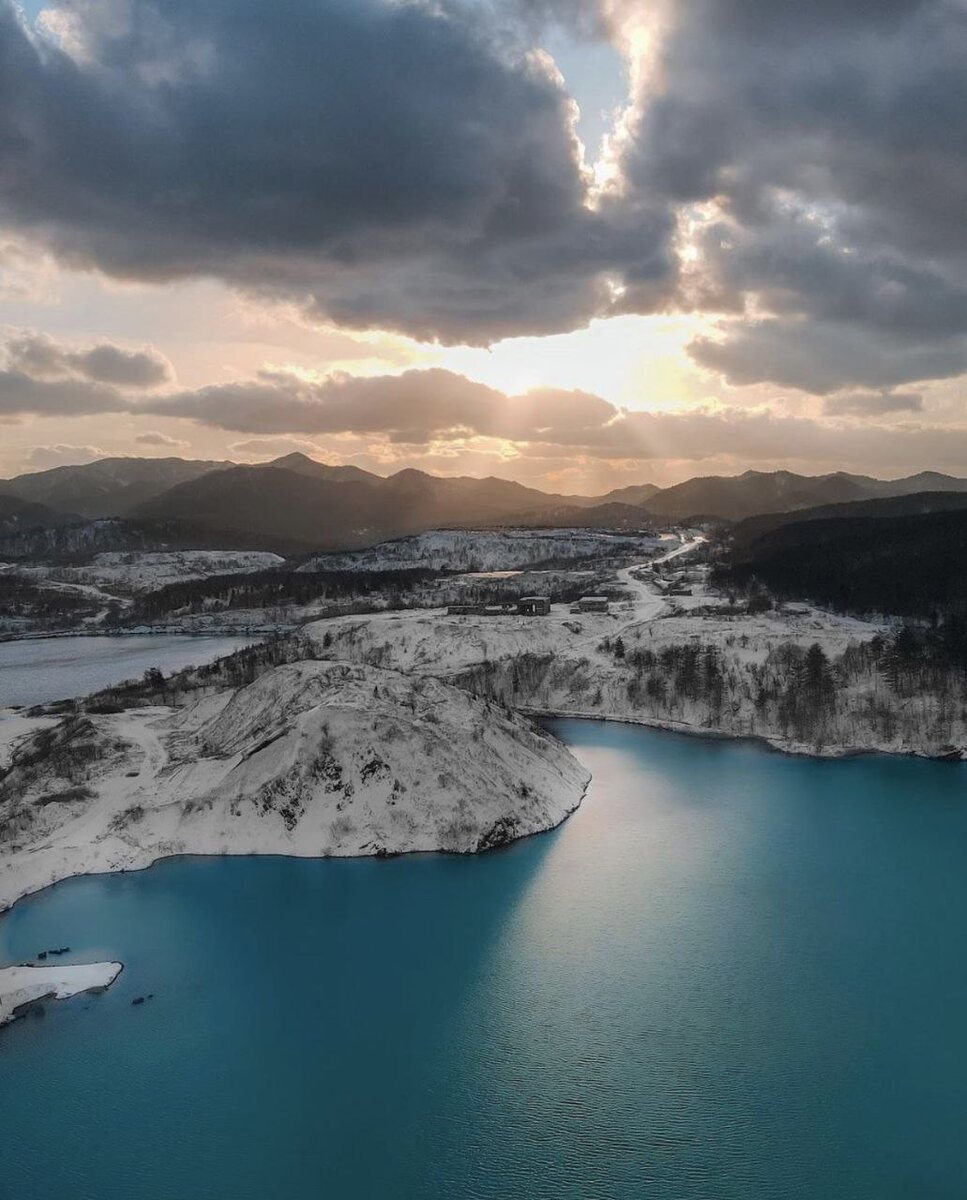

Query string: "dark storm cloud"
[[2, 0, 965, 391], [0, 0, 674, 343], [625, 0, 967, 391]]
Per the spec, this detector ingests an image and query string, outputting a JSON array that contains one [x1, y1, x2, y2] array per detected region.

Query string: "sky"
[[0, 0, 965, 492]]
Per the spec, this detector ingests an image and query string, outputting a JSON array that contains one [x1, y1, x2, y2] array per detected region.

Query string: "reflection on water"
[[1, 719, 966, 1199]]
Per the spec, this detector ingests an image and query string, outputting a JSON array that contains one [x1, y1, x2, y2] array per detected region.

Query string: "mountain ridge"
[[5, 454, 967, 552]]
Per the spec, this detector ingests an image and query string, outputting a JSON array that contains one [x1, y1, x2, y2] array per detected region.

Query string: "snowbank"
[[0, 962, 122, 1028]]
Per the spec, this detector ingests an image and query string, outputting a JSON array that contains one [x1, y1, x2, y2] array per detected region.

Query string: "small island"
[[0, 962, 123, 1029]]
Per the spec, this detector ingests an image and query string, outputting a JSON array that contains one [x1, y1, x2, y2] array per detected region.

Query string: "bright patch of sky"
[[543, 28, 628, 164]]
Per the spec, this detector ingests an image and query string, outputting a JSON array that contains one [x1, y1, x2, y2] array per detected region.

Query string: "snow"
[[299, 528, 668, 573], [0, 712, 56, 770], [0, 661, 589, 911], [3, 551, 284, 595], [2, 526, 959, 948], [301, 536, 964, 760], [11, 526, 952, 1049], [0, 961, 123, 1028]]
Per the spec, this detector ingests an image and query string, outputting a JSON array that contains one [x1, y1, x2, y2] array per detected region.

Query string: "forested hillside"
[[718, 508, 967, 621], [731, 490, 967, 546]]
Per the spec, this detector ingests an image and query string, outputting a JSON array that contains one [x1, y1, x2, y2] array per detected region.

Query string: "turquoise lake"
[[1, 719, 966, 1199]]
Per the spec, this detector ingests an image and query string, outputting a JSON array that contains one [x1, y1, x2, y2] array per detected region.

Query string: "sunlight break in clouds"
[[0, 0, 964, 485]]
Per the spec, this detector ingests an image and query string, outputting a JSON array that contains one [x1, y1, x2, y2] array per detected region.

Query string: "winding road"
[[615, 534, 707, 623]]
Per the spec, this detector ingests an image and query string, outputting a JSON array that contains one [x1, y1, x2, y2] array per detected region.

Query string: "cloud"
[[690, 319, 967, 396], [0, 331, 173, 417], [1, 0, 965, 402], [228, 436, 326, 459], [0, 368, 127, 417], [3, 0, 965, 390], [0, 0, 674, 344], [142, 363, 967, 475], [6, 332, 172, 388], [145, 367, 620, 446], [133, 430, 190, 448], [823, 391, 923, 418], [0, 236, 58, 301], [620, 0, 967, 391], [24, 443, 105, 469]]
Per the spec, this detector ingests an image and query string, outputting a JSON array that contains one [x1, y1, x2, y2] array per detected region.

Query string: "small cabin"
[[517, 596, 551, 616], [572, 596, 610, 614]]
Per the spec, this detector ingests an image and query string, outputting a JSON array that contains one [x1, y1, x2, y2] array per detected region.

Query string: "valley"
[[4, 455, 967, 1033]]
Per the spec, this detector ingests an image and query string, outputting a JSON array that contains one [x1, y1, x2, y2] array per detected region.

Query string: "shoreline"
[[2, 690, 962, 924], [0, 661, 592, 916], [0, 961, 124, 1031], [526, 706, 966, 764], [0, 701, 959, 921], [0, 773, 591, 919], [0, 625, 287, 645]]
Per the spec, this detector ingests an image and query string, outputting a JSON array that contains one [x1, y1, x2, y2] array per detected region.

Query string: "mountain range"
[[0, 456, 231, 519], [3, 453, 967, 555]]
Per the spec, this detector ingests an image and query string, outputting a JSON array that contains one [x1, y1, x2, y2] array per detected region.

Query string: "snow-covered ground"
[[0, 712, 55, 769], [299, 528, 670, 573], [299, 538, 708, 675], [3, 550, 284, 595], [0, 961, 122, 1028], [0, 660, 589, 910], [2, 528, 960, 956], [12, 528, 958, 1049], [301, 540, 964, 760]]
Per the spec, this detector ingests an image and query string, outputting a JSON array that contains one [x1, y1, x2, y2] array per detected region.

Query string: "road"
[[615, 534, 707, 622]]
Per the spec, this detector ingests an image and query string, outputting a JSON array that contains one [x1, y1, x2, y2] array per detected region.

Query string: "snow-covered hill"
[[0, 660, 589, 910], [303, 566, 967, 760], [299, 528, 667, 573], [6, 550, 284, 595]]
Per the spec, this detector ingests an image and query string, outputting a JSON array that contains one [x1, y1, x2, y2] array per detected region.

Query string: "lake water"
[[1, 720, 966, 1199], [0, 634, 261, 707]]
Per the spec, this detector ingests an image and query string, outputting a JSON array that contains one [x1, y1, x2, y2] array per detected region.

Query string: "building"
[[571, 596, 610, 614], [517, 596, 551, 616], [448, 598, 550, 617]]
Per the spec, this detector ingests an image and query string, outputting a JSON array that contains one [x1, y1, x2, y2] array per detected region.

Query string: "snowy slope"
[[299, 528, 667, 573], [0, 661, 589, 910], [6, 550, 284, 595], [304, 565, 966, 759]]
